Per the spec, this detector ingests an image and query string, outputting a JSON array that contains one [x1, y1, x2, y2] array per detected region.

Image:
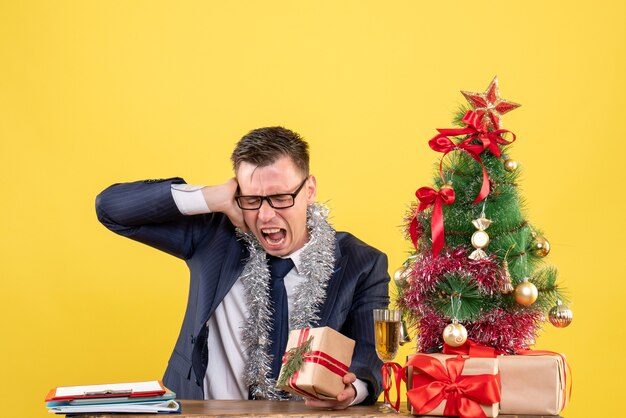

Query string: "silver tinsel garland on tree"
[[240, 203, 336, 400]]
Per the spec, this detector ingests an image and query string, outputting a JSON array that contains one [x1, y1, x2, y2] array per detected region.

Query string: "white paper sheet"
[[54, 380, 162, 397]]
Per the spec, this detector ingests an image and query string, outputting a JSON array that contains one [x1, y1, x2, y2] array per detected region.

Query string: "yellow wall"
[[1, 1, 624, 416]]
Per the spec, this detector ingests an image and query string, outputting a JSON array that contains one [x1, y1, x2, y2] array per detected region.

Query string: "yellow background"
[[1, 1, 624, 417]]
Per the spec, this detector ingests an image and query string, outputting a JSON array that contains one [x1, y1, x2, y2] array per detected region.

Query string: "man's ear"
[[306, 175, 317, 203]]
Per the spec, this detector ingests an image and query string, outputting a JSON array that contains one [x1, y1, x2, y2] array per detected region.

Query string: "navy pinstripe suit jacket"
[[96, 178, 390, 404]]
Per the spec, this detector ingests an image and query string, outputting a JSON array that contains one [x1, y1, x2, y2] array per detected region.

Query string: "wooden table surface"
[[69, 399, 562, 417]]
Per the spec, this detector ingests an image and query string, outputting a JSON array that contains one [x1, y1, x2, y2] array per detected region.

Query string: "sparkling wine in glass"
[[373, 309, 401, 361]]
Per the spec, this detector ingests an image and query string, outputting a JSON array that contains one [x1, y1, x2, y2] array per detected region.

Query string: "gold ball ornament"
[[503, 158, 518, 172], [530, 235, 551, 257], [548, 301, 573, 328], [514, 278, 538, 306], [393, 266, 411, 287], [442, 321, 468, 347]]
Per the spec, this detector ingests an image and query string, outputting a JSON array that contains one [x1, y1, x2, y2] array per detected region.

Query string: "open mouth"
[[261, 228, 287, 246]]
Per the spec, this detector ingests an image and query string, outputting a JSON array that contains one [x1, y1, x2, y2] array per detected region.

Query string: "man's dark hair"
[[231, 126, 310, 175]]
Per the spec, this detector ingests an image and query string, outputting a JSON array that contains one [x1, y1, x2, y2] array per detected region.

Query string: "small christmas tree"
[[396, 77, 573, 353]]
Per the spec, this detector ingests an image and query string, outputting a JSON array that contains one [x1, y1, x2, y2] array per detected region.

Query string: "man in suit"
[[96, 126, 390, 408]]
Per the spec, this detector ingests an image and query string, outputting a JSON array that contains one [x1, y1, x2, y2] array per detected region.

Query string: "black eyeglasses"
[[235, 178, 308, 210]]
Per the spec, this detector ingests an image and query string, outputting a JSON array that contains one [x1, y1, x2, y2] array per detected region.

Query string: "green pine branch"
[[277, 336, 313, 387], [430, 272, 497, 321]]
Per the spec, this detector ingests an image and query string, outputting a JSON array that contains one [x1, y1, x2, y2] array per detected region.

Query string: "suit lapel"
[[209, 235, 247, 319], [317, 242, 346, 325], [192, 234, 247, 385]]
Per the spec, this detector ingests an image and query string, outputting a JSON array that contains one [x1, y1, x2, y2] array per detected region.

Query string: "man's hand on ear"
[[202, 178, 248, 232]]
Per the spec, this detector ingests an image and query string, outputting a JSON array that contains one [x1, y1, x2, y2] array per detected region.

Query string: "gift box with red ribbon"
[[276, 327, 354, 400], [405, 353, 500, 418], [442, 341, 571, 415], [499, 352, 569, 415]]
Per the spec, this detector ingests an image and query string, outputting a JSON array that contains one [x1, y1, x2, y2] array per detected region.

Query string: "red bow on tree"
[[428, 110, 516, 204], [407, 355, 501, 418], [409, 185, 455, 256], [436, 110, 517, 158]]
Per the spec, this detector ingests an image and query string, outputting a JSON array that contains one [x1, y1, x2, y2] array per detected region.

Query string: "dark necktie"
[[267, 255, 295, 381]]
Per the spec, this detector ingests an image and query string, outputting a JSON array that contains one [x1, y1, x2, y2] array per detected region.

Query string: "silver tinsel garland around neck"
[[239, 203, 336, 400]]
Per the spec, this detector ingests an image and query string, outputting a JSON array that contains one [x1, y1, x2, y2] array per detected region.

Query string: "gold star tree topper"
[[461, 76, 521, 130]]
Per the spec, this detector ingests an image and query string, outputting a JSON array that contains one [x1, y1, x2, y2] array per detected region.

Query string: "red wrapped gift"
[[498, 351, 570, 415], [406, 353, 500, 418], [277, 327, 354, 400]]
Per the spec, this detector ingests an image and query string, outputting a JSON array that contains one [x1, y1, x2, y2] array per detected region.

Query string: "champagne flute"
[[373, 309, 401, 411]]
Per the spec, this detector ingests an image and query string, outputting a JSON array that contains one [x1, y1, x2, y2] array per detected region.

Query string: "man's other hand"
[[303, 372, 357, 410]]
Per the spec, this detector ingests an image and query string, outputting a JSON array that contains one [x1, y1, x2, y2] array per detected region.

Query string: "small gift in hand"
[[277, 327, 355, 400]]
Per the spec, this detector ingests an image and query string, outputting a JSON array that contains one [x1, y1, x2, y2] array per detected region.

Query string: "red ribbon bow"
[[410, 185, 455, 256], [436, 110, 516, 158], [428, 110, 516, 204], [407, 355, 501, 418]]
